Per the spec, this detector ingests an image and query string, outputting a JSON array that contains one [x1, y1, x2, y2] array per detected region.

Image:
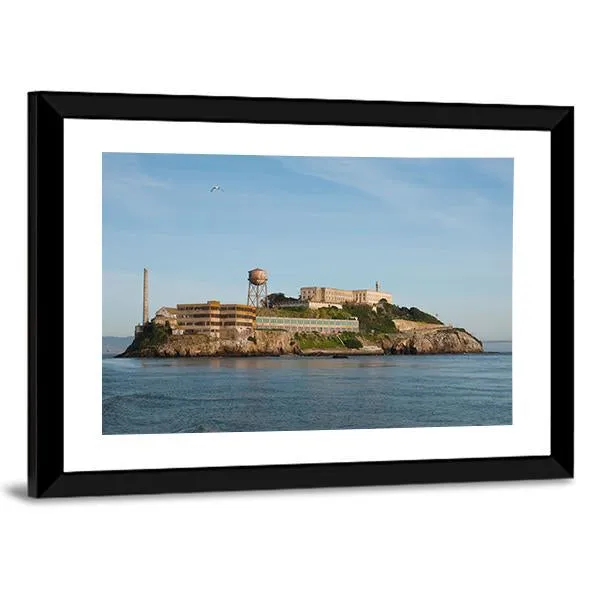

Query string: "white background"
[[64, 121, 550, 471], [0, 2, 596, 599]]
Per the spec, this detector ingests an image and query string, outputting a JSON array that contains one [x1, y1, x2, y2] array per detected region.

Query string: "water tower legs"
[[247, 281, 268, 308]]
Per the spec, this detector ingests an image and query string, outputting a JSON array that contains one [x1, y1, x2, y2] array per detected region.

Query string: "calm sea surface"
[[102, 341, 512, 434]]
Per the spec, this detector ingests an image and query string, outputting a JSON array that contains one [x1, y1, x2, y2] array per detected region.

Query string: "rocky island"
[[117, 318, 482, 358], [117, 282, 483, 359]]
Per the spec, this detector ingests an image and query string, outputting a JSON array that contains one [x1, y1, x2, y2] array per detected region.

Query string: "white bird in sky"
[[210, 184, 223, 192]]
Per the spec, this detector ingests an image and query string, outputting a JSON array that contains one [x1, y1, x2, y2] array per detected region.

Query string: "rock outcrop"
[[118, 328, 295, 358], [379, 327, 483, 355], [117, 325, 483, 358]]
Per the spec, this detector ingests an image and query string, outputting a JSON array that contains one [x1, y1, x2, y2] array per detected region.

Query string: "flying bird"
[[210, 185, 223, 192]]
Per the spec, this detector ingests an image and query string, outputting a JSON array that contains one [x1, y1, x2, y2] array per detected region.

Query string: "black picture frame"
[[28, 91, 574, 498]]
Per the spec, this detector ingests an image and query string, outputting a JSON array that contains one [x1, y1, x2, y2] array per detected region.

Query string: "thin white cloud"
[[276, 156, 504, 231]]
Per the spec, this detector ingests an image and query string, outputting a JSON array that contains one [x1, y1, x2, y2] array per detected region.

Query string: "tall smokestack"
[[376, 280, 380, 292], [143, 268, 149, 324]]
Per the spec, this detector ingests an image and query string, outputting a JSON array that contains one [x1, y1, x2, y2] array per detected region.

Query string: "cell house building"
[[299, 281, 393, 307]]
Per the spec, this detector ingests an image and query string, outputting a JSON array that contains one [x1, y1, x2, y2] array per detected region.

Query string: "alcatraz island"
[[117, 267, 483, 358]]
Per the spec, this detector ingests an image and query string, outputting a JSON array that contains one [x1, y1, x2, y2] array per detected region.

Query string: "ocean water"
[[102, 342, 512, 434]]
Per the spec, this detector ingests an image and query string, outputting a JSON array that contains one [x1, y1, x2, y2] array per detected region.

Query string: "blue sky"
[[103, 153, 513, 340]]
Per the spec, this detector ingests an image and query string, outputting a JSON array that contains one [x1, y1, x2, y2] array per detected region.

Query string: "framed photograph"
[[28, 92, 573, 498]]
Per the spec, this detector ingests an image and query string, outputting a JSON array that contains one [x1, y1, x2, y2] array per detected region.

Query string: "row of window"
[[177, 313, 252, 317], [181, 325, 243, 330], [256, 318, 356, 326], [257, 325, 358, 333], [179, 321, 254, 326], [177, 304, 256, 312], [177, 317, 255, 322]]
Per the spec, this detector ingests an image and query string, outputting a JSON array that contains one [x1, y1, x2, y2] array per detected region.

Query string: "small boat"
[[332, 354, 349, 359]]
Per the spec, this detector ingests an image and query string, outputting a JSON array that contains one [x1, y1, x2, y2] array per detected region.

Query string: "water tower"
[[247, 267, 269, 308]]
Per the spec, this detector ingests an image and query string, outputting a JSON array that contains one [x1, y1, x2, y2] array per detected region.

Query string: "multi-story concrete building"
[[299, 282, 393, 307], [300, 287, 354, 304], [176, 301, 256, 335], [151, 301, 256, 336]]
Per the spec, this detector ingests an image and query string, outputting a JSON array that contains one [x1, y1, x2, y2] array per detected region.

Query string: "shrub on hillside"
[[339, 332, 363, 349]]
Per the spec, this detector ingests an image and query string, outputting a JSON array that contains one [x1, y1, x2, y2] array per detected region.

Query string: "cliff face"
[[392, 319, 445, 332], [119, 328, 295, 358], [379, 327, 483, 355], [118, 325, 483, 357]]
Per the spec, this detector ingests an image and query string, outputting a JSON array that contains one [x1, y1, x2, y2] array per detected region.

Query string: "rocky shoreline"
[[117, 325, 483, 358]]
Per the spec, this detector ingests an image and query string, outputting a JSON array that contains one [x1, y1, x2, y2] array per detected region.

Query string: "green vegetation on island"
[[123, 322, 171, 354], [293, 331, 363, 351], [261, 296, 443, 334]]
